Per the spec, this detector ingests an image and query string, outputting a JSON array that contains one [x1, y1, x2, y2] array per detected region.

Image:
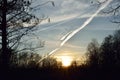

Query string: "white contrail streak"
[[37, 48, 60, 63], [60, 0, 112, 46], [60, 31, 72, 40], [48, 48, 60, 55], [39, 10, 90, 32], [38, 0, 112, 63], [39, 20, 69, 31], [38, 15, 79, 32]]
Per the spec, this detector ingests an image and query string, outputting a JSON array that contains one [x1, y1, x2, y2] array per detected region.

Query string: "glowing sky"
[[30, 0, 119, 58]]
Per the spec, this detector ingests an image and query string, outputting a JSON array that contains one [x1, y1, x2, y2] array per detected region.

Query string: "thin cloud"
[[37, 0, 113, 63], [60, 0, 113, 46]]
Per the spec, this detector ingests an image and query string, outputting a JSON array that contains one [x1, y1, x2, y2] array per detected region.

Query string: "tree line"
[[86, 29, 120, 70]]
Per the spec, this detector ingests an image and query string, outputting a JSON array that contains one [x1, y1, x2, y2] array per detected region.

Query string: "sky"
[[28, 0, 119, 59]]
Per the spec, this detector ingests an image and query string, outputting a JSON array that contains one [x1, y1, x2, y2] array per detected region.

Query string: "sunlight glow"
[[60, 56, 73, 67]]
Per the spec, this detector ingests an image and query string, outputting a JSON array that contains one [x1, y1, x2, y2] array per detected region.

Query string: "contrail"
[[38, 15, 78, 32], [38, 10, 90, 32], [38, 20, 69, 31], [60, 0, 112, 46], [60, 31, 73, 40], [37, 0, 112, 63], [37, 48, 60, 63]]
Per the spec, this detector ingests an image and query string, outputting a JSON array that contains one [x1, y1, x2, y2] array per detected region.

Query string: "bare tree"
[[0, 0, 54, 69], [86, 30, 120, 69], [86, 39, 100, 68], [92, 0, 120, 24], [100, 35, 115, 68]]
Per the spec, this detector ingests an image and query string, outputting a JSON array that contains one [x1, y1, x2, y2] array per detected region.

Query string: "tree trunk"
[[0, 0, 9, 70]]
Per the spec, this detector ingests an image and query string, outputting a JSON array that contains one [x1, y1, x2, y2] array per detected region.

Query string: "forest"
[[0, 0, 120, 80], [1, 29, 120, 80]]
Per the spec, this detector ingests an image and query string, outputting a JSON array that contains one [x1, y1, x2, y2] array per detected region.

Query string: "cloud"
[[41, 0, 113, 59], [34, 0, 91, 18], [60, 0, 89, 14], [41, 13, 79, 24], [32, 0, 116, 58], [63, 43, 85, 49]]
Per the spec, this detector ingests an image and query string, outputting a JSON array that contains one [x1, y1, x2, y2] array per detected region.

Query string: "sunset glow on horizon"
[[54, 55, 73, 67], [53, 50, 86, 67], [61, 56, 73, 67]]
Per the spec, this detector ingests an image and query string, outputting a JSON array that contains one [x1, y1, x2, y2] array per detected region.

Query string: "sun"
[[60, 56, 73, 67]]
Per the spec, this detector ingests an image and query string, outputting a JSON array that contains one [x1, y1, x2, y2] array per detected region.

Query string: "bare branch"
[[31, 1, 55, 11]]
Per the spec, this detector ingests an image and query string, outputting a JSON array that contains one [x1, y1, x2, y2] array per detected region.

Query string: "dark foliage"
[[0, 0, 54, 70], [1, 1, 120, 80], [86, 29, 120, 70]]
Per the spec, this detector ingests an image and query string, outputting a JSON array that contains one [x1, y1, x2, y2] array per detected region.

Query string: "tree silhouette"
[[113, 30, 120, 67], [100, 30, 120, 68], [86, 39, 100, 69], [41, 57, 58, 68], [0, 0, 54, 69], [86, 30, 120, 69], [103, 0, 120, 23], [93, 0, 120, 23], [100, 35, 115, 68]]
